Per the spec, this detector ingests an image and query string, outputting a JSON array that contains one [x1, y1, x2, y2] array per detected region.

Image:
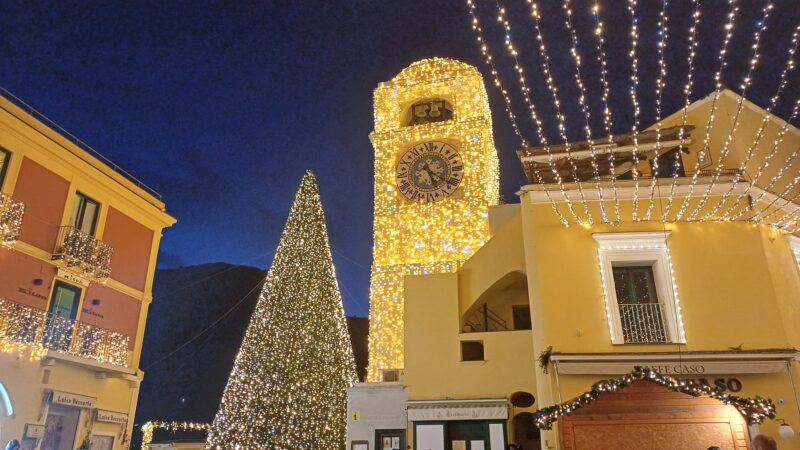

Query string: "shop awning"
[[407, 398, 508, 421]]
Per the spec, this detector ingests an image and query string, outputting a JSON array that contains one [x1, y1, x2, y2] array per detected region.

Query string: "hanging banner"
[[51, 391, 96, 408], [96, 409, 129, 425]]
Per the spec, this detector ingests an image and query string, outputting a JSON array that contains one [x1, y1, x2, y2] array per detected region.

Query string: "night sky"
[[2, 1, 798, 316]]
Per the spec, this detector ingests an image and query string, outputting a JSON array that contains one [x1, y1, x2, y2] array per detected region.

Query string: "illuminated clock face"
[[395, 141, 464, 202]]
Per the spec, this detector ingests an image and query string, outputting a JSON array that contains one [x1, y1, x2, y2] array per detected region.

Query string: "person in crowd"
[[752, 434, 778, 450]]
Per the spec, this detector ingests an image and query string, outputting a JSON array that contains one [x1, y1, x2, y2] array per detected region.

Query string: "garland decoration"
[[140, 421, 210, 449], [532, 366, 776, 430]]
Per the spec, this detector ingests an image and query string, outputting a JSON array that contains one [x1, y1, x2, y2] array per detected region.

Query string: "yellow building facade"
[[0, 91, 175, 450], [350, 61, 800, 450]]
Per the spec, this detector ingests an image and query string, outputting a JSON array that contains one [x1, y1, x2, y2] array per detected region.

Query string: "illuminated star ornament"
[[206, 171, 357, 449]]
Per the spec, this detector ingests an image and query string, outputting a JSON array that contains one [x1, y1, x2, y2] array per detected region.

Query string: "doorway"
[[89, 434, 115, 450], [376, 429, 404, 450], [45, 281, 82, 351], [40, 404, 80, 450]]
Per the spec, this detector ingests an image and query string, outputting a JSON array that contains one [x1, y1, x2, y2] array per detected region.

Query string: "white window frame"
[[593, 232, 686, 345], [787, 235, 800, 272]]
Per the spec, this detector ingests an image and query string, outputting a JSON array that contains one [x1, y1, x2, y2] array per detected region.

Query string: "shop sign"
[[683, 377, 743, 393], [51, 391, 96, 408], [57, 269, 90, 286], [24, 424, 45, 439], [407, 403, 507, 421], [557, 360, 786, 375], [96, 409, 129, 425]]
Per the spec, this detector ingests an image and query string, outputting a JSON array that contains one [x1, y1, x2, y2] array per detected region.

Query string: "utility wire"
[[143, 278, 264, 371]]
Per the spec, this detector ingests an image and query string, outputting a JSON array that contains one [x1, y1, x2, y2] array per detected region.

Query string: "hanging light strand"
[[662, 0, 702, 222], [466, 0, 527, 147], [717, 23, 800, 221], [751, 105, 800, 227], [627, 0, 645, 220], [690, 1, 774, 221], [728, 98, 800, 223], [558, 0, 609, 224], [643, 0, 671, 221], [495, 0, 589, 224], [525, 0, 609, 224], [674, 0, 739, 221], [466, 0, 570, 226], [589, 0, 622, 224]]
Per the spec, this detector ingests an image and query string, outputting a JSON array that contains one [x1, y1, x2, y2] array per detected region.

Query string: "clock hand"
[[422, 162, 444, 183]]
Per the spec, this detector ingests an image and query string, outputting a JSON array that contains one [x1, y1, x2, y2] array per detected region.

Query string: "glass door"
[[376, 429, 404, 450], [89, 435, 115, 450], [44, 281, 82, 351]]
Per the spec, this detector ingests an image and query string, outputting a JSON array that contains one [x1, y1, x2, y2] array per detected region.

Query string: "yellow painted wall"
[[403, 273, 536, 401], [521, 199, 797, 353]]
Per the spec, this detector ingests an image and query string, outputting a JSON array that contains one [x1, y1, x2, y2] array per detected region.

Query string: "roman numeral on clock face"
[[395, 141, 463, 203]]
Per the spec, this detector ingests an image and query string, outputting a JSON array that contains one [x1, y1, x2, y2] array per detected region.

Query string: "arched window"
[[406, 98, 454, 126]]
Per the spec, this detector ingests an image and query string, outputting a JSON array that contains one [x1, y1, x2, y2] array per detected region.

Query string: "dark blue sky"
[[2, 1, 797, 316]]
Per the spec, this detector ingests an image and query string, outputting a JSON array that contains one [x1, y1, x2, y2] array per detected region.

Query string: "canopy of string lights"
[[466, 0, 800, 231]]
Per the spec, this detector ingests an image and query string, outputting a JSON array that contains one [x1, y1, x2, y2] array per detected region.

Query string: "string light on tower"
[[495, 1, 589, 224], [367, 59, 500, 380], [675, 0, 739, 221], [690, 2, 774, 222], [466, 0, 570, 226], [662, 0, 701, 222]]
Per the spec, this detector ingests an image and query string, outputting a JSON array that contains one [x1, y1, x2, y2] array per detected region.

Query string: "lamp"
[[778, 419, 795, 439]]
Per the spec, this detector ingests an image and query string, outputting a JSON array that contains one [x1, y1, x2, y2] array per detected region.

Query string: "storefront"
[[547, 352, 800, 447], [407, 399, 508, 450]]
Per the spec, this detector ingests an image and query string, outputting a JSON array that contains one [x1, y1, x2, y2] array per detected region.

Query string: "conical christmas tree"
[[206, 171, 357, 449]]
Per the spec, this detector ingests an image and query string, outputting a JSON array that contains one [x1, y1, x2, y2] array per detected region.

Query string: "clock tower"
[[367, 58, 499, 381]]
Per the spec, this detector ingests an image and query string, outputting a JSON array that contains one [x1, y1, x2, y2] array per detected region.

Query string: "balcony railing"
[[0, 297, 130, 366], [619, 303, 670, 344], [0, 192, 25, 245], [52, 226, 113, 280]]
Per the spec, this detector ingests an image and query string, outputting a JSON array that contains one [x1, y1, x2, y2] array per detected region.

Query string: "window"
[[651, 148, 685, 178], [460, 341, 484, 361], [70, 192, 100, 235], [45, 280, 83, 351], [593, 232, 685, 344], [0, 148, 10, 188], [512, 305, 532, 330]]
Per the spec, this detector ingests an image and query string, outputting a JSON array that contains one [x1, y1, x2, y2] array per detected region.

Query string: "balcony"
[[0, 192, 25, 245], [0, 297, 129, 366], [619, 303, 670, 344], [52, 226, 113, 280]]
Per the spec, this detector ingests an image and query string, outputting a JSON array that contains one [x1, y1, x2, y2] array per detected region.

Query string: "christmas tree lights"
[[367, 59, 498, 380], [206, 171, 357, 449]]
